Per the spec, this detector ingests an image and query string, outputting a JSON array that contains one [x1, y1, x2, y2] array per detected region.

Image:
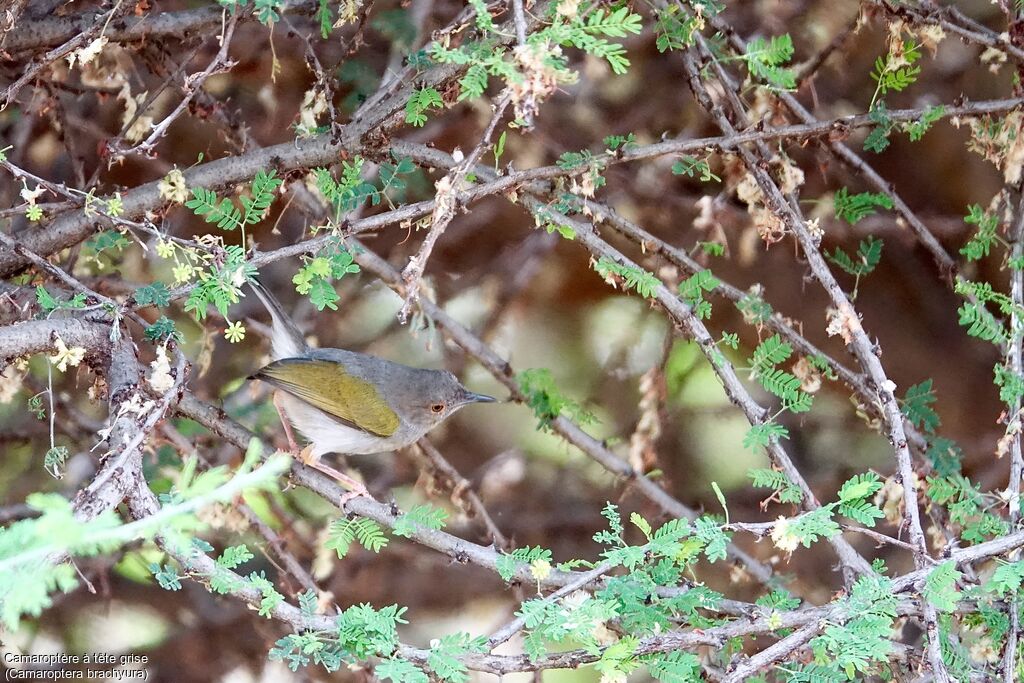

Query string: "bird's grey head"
[[401, 369, 496, 430]]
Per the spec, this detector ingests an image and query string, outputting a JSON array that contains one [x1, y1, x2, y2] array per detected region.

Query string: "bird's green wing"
[[252, 359, 400, 437]]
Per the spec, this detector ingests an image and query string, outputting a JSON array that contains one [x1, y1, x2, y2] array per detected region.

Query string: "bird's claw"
[[339, 484, 376, 508]]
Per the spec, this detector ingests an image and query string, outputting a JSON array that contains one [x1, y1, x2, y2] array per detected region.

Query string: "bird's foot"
[[338, 482, 375, 508], [304, 457, 377, 508]]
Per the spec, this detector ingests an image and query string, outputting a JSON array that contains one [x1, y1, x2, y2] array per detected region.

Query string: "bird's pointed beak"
[[464, 391, 498, 404]]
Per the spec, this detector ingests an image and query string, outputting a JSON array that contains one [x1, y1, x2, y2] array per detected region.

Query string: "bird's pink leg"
[[272, 391, 300, 454], [307, 458, 375, 506], [273, 392, 374, 506], [295, 442, 375, 506]]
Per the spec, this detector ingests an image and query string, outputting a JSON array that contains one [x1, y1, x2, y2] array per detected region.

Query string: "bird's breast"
[[277, 393, 415, 457]]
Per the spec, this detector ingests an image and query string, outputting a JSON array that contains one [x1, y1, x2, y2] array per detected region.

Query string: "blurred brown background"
[[0, 0, 1016, 680]]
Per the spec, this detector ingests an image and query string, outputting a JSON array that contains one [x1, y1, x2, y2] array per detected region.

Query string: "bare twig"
[[114, 13, 240, 157], [398, 94, 512, 322], [413, 438, 511, 549], [1002, 193, 1024, 682]]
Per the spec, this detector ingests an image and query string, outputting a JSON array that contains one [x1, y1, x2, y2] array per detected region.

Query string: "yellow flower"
[[158, 169, 189, 204], [172, 263, 194, 285], [156, 239, 175, 259], [529, 558, 552, 582], [770, 516, 800, 554], [50, 337, 86, 372], [224, 321, 246, 343]]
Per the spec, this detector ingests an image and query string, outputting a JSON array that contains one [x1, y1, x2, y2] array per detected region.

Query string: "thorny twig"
[[113, 11, 240, 157], [1002, 193, 1024, 682]]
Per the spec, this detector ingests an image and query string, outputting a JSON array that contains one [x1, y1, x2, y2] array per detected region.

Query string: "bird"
[[247, 278, 497, 501]]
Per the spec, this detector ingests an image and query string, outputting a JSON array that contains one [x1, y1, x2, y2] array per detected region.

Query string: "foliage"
[[430, 0, 642, 118], [185, 170, 282, 232], [270, 603, 409, 672], [392, 504, 449, 537], [747, 335, 813, 414], [810, 573, 898, 678], [182, 244, 256, 324], [735, 287, 774, 325], [593, 257, 662, 298], [826, 236, 883, 278], [871, 38, 922, 105], [743, 34, 797, 90], [672, 156, 720, 182], [863, 102, 894, 153], [748, 467, 803, 505], [516, 368, 596, 427], [678, 270, 719, 319], [325, 517, 389, 558], [959, 204, 1000, 261], [900, 380, 941, 434], [1, 441, 287, 630], [35, 286, 86, 314], [6, 1, 1024, 681], [292, 238, 362, 311], [904, 104, 945, 141], [405, 88, 444, 126], [496, 545, 552, 582], [832, 188, 893, 224]]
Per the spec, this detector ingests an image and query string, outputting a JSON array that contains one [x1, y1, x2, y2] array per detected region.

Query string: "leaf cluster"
[[516, 367, 596, 427]]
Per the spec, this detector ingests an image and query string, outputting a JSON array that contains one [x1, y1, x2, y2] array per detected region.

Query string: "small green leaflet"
[[36, 286, 86, 313], [593, 257, 661, 298], [672, 156, 720, 182], [871, 39, 922, 101], [957, 301, 1006, 344], [900, 379, 940, 433], [405, 88, 443, 127], [496, 546, 552, 582], [904, 104, 945, 141], [863, 103, 893, 153], [393, 504, 449, 537], [923, 560, 962, 612], [748, 468, 803, 504], [185, 170, 282, 231], [516, 368, 595, 426], [678, 270, 719, 319], [134, 282, 171, 308], [744, 421, 789, 451], [749, 334, 792, 371], [833, 188, 893, 224], [743, 34, 796, 89], [959, 204, 999, 262], [826, 236, 883, 277], [325, 517, 389, 558]]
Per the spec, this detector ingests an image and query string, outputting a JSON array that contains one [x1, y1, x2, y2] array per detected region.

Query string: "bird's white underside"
[[277, 393, 405, 457]]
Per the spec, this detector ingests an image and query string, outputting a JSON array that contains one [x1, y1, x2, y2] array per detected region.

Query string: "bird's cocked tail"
[[249, 278, 306, 360]]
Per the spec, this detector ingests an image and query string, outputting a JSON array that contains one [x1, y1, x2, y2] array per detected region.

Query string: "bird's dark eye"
[[431, 403, 445, 414]]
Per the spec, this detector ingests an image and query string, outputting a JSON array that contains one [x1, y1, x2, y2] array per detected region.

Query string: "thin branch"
[[0, 1, 128, 110], [113, 12, 240, 157], [399, 93, 512, 322], [413, 438, 511, 549], [0, 1, 313, 54], [1002, 192, 1024, 682]]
